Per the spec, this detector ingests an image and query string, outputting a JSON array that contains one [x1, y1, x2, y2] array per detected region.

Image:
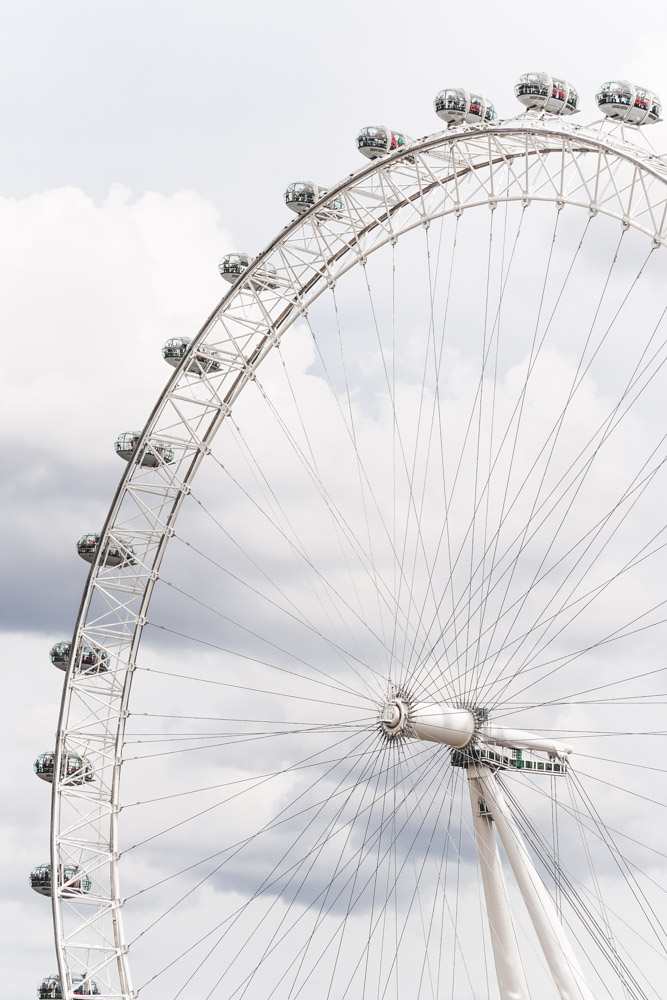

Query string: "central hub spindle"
[[380, 695, 476, 747]]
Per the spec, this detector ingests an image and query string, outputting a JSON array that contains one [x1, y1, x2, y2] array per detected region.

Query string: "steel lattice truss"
[[51, 115, 667, 999]]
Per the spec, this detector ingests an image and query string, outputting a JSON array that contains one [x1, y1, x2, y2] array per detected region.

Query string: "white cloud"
[[0, 185, 234, 995]]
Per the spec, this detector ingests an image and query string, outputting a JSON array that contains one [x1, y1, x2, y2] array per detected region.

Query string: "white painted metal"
[[47, 114, 667, 998], [467, 774, 530, 1000], [472, 766, 596, 1000], [479, 725, 573, 758], [404, 705, 575, 756], [410, 702, 476, 747]]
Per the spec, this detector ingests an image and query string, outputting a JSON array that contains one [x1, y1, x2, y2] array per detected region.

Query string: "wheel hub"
[[380, 695, 410, 737]]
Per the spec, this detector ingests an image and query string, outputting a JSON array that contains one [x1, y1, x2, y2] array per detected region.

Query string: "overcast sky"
[[5, 2, 667, 997], [4, 1, 667, 244]]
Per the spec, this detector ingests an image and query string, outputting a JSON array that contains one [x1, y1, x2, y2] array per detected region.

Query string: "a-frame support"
[[468, 765, 595, 1000]]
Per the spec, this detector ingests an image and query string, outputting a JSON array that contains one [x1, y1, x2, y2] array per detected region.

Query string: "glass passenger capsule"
[[219, 252, 279, 290], [162, 336, 222, 375], [162, 335, 191, 363], [49, 640, 71, 669], [283, 181, 345, 216], [467, 93, 496, 125], [76, 533, 137, 567], [34, 751, 94, 784], [250, 260, 279, 289], [49, 640, 109, 674], [29, 863, 92, 897], [355, 126, 411, 160], [38, 974, 100, 998], [434, 89, 497, 126], [514, 72, 579, 115], [595, 80, 662, 124], [218, 251, 251, 283], [434, 88, 469, 125], [114, 430, 175, 467]]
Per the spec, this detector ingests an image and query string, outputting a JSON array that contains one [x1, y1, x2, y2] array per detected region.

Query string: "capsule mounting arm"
[[479, 724, 573, 759]]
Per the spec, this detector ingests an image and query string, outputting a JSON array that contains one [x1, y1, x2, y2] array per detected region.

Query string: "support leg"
[[468, 774, 530, 1000], [473, 766, 595, 1000]]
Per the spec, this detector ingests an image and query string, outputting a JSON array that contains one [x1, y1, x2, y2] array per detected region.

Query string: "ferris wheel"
[[32, 72, 667, 1000]]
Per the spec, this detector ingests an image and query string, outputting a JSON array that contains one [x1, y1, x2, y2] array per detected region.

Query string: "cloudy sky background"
[[5, 1, 667, 997]]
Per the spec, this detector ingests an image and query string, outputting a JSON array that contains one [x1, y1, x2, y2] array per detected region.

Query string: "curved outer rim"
[[49, 113, 667, 999]]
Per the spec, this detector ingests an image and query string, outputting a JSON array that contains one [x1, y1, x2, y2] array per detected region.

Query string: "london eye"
[[35, 73, 667, 999]]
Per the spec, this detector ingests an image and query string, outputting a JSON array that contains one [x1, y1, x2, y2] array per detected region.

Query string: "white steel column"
[[467, 773, 530, 1000], [473, 766, 595, 1000]]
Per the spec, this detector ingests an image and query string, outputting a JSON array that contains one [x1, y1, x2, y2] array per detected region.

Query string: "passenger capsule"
[[251, 260, 279, 289], [38, 974, 100, 998], [161, 336, 223, 376], [434, 88, 468, 126], [355, 126, 411, 160], [219, 252, 279, 290], [76, 533, 137, 567], [29, 863, 92, 897], [162, 335, 191, 363], [514, 73, 579, 115], [34, 751, 94, 784], [283, 181, 345, 216], [218, 251, 251, 283], [434, 89, 497, 126], [49, 641, 109, 674], [467, 93, 496, 125], [595, 81, 662, 124], [49, 641, 70, 669], [114, 431, 175, 467]]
